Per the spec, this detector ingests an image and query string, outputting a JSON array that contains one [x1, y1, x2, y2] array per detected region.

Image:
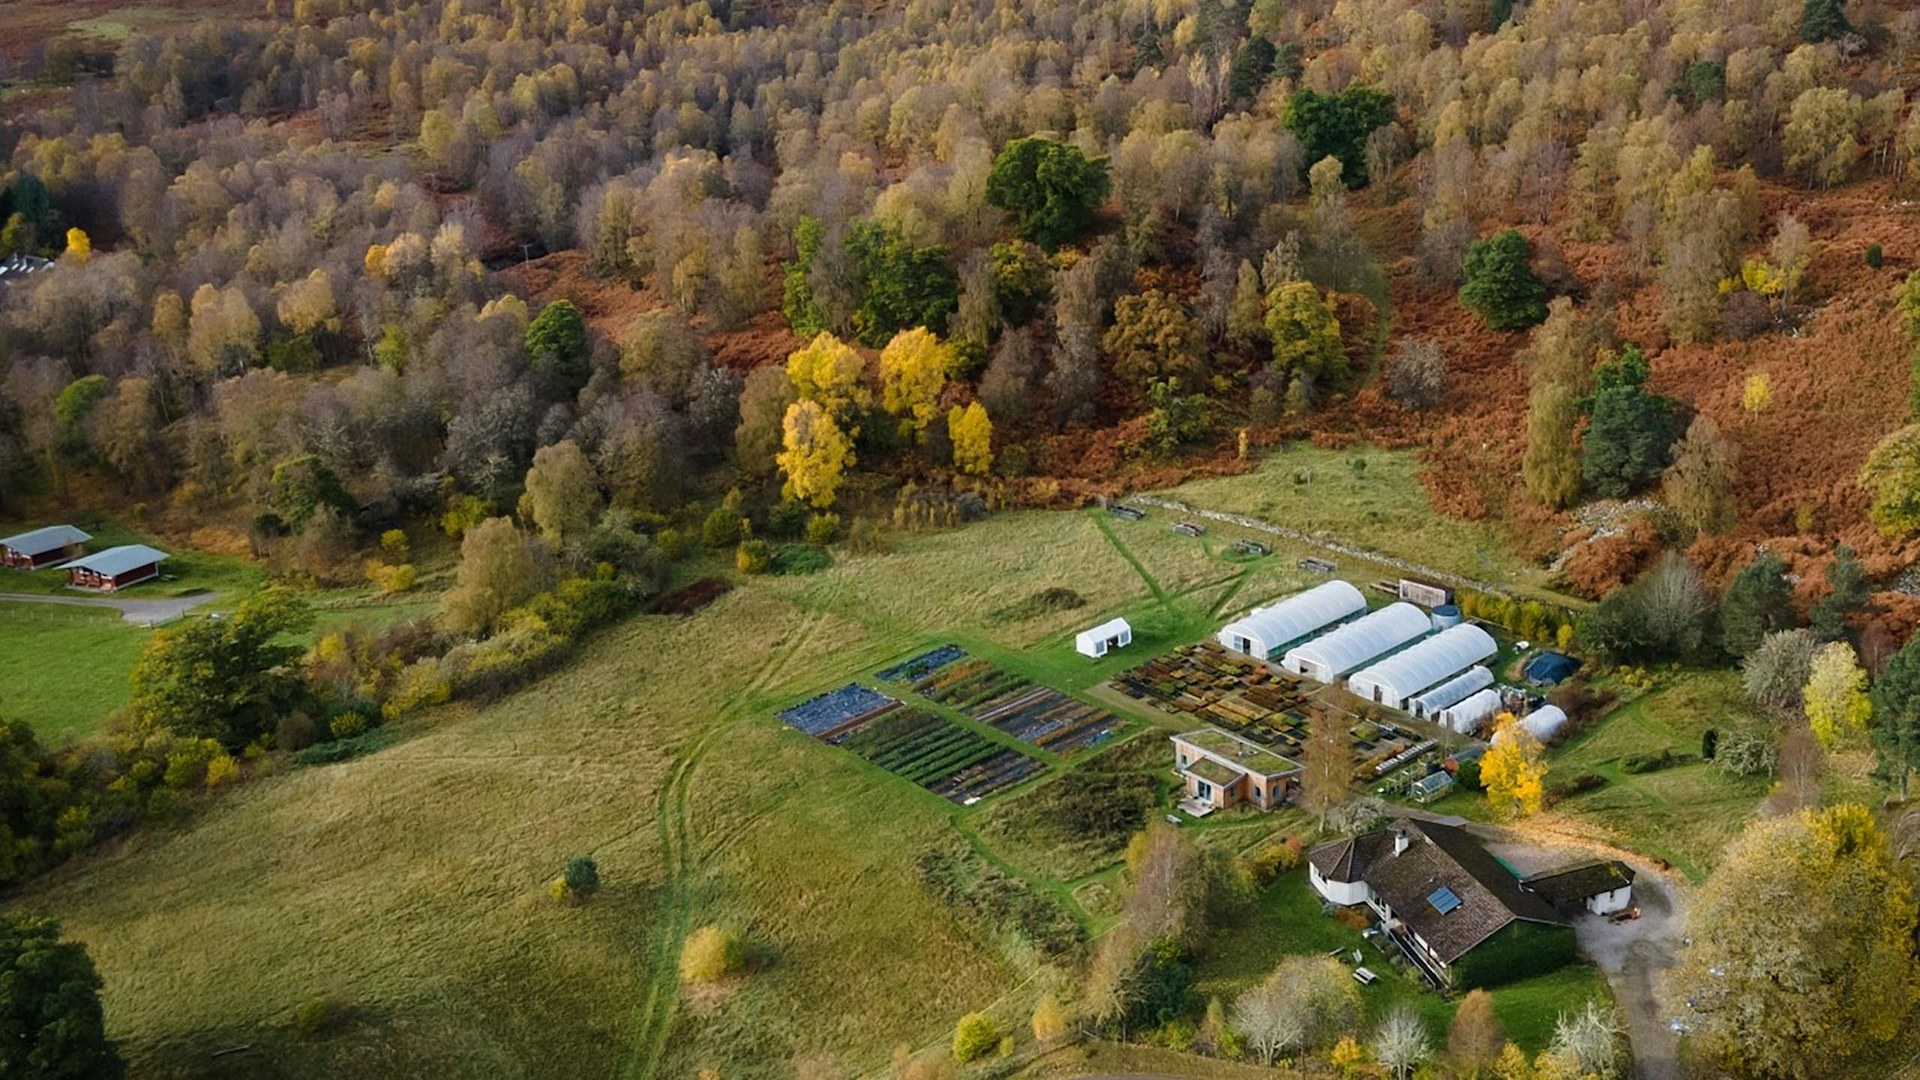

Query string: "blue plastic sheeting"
[[778, 684, 898, 737], [1524, 651, 1578, 686], [877, 644, 968, 683]]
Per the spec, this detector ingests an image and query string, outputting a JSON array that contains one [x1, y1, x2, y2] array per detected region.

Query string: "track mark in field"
[[623, 738, 701, 1080], [1207, 568, 1252, 618], [1091, 516, 1169, 606], [620, 589, 840, 1079]]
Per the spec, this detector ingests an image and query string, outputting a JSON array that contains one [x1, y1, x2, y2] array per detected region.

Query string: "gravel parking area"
[[1481, 837, 1686, 1080]]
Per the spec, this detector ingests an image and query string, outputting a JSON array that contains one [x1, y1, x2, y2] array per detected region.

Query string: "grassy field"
[[1543, 673, 1768, 880], [9, 505, 1231, 1079], [1424, 671, 1768, 881], [0, 516, 440, 737], [0, 517, 264, 599], [0, 602, 146, 737], [4, 488, 1610, 1077], [1156, 446, 1561, 597]]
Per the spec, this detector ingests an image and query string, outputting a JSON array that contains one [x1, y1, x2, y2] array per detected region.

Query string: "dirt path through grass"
[[1091, 515, 1170, 608], [621, 587, 845, 1079]]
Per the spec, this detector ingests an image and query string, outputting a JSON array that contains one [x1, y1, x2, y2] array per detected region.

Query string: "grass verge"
[[0, 602, 144, 737]]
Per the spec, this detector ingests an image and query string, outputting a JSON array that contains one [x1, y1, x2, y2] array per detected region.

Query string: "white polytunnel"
[[1407, 665, 1495, 719], [1439, 688, 1502, 734], [1492, 705, 1570, 744], [1281, 602, 1432, 683], [1345, 623, 1498, 709], [1519, 704, 1568, 742], [1217, 579, 1367, 660]]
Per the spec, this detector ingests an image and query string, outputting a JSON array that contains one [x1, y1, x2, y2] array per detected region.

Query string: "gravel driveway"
[[1482, 838, 1685, 1080], [0, 590, 216, 626]]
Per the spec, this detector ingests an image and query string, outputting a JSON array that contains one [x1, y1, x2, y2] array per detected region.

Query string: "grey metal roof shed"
[[65, 544, 169, 591], [1, 524, 92, 555]]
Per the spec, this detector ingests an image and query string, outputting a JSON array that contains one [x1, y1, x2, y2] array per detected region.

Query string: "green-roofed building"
[[1171, 726, 1301, 815]]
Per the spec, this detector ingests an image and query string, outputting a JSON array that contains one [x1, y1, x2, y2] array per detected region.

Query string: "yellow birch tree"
[[1480, 714, 1548, 816], [948, 402, 993, 475], [777, 399, 855, 508]]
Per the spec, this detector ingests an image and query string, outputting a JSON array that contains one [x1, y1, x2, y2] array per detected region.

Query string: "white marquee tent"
[[1076, 617, 1133, 659], [1345, 623, 1498, 709], [1217, 580, 1367, 660], [1281, 602, 1432, 682]]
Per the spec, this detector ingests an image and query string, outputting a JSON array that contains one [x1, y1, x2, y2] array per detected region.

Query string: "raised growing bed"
[[969, 684, 1122, 754], [915, 659, 1029, 710], [829, 707, 1042, 804]]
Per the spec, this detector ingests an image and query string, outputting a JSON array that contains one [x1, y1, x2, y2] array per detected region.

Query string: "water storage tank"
[[1431, 604, 1463, 630]]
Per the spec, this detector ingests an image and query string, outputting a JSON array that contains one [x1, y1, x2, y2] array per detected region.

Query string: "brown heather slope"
[[1344, 178, 1920, 601]]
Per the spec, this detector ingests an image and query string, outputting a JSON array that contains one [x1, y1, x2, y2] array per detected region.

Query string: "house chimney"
[[1393, 828, 1410, 856]]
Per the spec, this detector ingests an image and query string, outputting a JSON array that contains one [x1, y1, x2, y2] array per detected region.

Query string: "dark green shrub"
[[985, 137, 1111, 249], [771, 544, 833, 575], [1282, 86, 1397, 186], [1458, 229, 1548, 330], [1681, 60, 1725, 105], [1867, 243, 1884, 269], [1800, 0, 1850, 42], [1455, 758, 1482, 791], [1547, 771, 1607, 799], [701, 506, 745, 548], [1622, 748, 1682, 774], [563, 856, 600, 898], [764, 500, 807, 539], [292, 728, 397, 766]]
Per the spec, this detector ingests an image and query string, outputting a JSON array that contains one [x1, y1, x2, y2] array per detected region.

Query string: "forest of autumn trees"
[[4, 0, 1920, 566]]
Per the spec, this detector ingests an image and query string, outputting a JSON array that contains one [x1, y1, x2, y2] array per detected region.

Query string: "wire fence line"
[[0, 602, 179, 630]]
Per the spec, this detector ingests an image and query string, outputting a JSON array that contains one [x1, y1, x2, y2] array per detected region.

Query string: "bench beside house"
[[64, 544, 168, 592], [0, 525, 92, 569], [1171, 726, 1301, 814], [1307, 817, 1577, 989]]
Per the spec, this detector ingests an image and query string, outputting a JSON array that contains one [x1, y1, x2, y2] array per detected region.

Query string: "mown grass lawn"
[[0, 602, 145, 737], [1547, 671, 1767, 881]]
